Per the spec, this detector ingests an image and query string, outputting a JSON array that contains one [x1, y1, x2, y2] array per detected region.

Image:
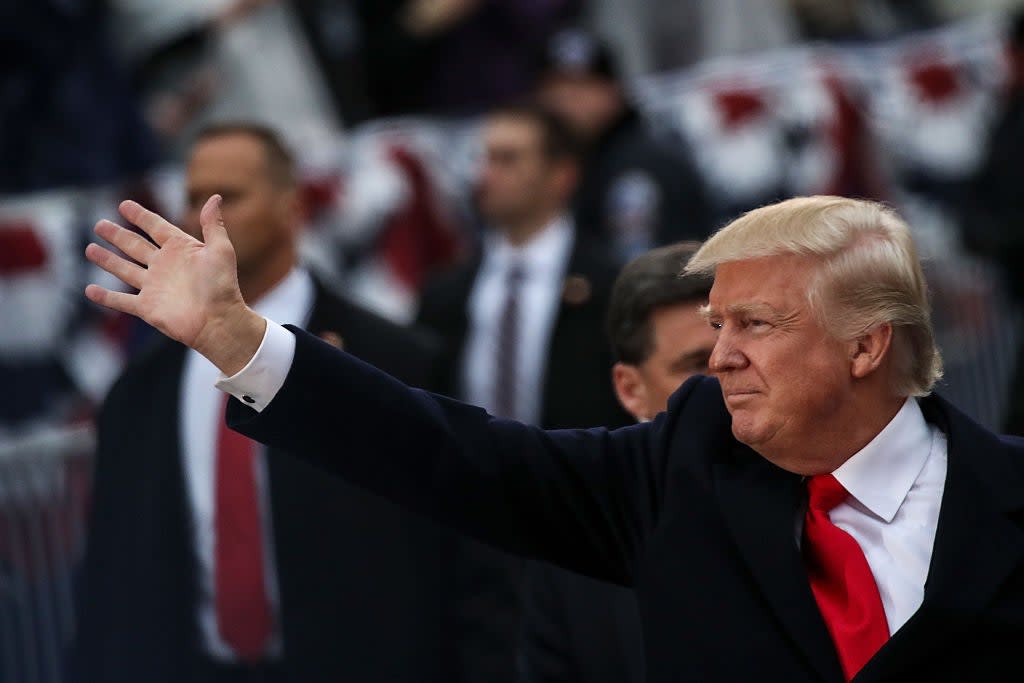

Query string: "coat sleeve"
[[228, 326, 695, 584]]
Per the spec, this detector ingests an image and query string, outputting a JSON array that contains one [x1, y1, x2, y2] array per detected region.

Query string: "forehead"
[[708, 255, 820, 311], [483, 117, 541, 149], [540, 72, 608, 92], [188, 134, 269, 181]]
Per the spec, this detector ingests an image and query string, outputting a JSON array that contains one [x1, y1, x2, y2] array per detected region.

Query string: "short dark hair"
[[606, 242, 713, 365], [487, 101, 582, 163], [192, 122, 296, 187]]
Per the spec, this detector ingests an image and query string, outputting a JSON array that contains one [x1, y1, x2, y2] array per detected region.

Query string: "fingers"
[[85, 243, 148, 291], [118, 200, 183, 247], [95, 219, 158, 265], [199, 195, 230, 247], [84, 284, 141, 318]]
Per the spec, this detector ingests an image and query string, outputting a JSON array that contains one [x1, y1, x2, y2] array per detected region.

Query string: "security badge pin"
[[562, 274, 592, 306], [319, 331, 344, 350]]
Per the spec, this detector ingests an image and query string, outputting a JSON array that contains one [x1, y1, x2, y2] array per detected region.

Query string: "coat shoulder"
[[309, 282, 442, 388], [659, 375, 735, 468], [101, 335, 185, 407], [417, 259, 480, 317]]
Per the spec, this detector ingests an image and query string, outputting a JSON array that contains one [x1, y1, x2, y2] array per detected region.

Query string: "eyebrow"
[[698, 302, 783, 319]]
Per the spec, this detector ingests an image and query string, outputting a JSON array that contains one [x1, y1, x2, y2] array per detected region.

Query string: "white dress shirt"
[[460, 216, 575, 425], [183, 267, 314, 661], [219, 334, 948, 638], [799, 397, 947, 635]]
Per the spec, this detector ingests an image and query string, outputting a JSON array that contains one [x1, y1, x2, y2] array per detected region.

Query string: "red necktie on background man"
[[214, 394, 272, 661], [803, 474, 890, 681]]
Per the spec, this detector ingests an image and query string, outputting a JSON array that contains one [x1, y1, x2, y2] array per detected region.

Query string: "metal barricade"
[[0, 424, 94, 683]]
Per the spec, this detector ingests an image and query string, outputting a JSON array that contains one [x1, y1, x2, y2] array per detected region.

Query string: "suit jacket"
[[416, 236, 631, 430], [517, 562, 644, 683], [74, 279, 517, 683], [228, 327, 1024, 683]]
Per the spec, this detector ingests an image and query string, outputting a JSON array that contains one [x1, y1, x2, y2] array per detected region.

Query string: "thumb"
[[199, 195, 230, 247]]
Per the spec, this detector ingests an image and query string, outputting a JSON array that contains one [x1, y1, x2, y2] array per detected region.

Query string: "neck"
[[502, 210, 562, 247], [826, 394, 906, 470], [762, 392, 906, 476], [238, 249, 297, 305]]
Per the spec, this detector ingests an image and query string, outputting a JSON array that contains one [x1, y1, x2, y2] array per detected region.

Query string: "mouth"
[[723, 390, 760, 402]]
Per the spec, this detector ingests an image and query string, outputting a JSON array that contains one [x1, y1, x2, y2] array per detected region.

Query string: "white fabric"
[[217, 319, 298, 411], [184, 267, 314, 660], [460, 217, 574, 425], [810, 398, 947, 636]]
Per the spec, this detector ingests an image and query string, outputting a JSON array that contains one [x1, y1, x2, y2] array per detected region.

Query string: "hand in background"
[[84, 196, 266, 376]]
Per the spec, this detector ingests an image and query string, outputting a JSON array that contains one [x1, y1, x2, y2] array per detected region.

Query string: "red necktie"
[[214, 394, 272, 661], [803, 474, 889, 681]]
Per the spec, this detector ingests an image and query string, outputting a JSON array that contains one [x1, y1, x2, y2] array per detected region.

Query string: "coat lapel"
[[854, 396, 1024, 682], [714, 445, 845, 683]]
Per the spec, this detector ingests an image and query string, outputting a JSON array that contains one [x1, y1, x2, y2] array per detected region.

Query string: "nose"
[[708, 327, 747, 374]]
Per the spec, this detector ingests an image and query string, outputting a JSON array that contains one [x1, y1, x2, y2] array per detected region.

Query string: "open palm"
[[85, 197, 261, 373]]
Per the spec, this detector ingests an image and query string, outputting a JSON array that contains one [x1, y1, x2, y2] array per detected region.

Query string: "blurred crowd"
[[3, 0, 1024, 681]]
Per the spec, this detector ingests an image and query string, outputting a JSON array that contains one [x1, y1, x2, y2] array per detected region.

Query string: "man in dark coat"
[[85, 186, 1024, 683], [75, 123, 508, 683]]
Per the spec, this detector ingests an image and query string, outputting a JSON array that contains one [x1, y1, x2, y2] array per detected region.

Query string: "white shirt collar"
[[250, 266, 315, 327], [484, 215, 575, 278], [831, 397, 933, 523]]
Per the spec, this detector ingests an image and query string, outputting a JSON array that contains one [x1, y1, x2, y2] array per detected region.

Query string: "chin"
[[729, 420, 761, 448], [728, 411, 773, 450]]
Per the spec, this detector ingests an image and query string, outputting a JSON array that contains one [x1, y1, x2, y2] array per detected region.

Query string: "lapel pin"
[[562, 274, 592, 306], [319, 331, 344, 350]]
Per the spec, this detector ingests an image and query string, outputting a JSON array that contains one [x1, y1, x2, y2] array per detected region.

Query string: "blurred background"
[[3, 1, 1024, 681]]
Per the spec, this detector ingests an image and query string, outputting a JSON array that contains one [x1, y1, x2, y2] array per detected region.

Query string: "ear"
[[277, 185, 302, 235], [552, 160, 579, 199], [849, 322, 893, 380], [612, 362, 649, 422]]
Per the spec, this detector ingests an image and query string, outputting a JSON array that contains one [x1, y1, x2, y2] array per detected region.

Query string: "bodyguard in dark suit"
[[518, 243, 716, 683], [417, 102, 630, 431], [75, 124, 502, 683], [86, 189, 1024, 683]]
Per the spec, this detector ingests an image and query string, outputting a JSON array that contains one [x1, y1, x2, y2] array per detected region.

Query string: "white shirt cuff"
[[214, 319, 296, 412]]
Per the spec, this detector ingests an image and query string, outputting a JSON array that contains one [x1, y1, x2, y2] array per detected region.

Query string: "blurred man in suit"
[[417, 102, 630, 430], [75, 123, 501, 683], [518, 242, 715, 683]]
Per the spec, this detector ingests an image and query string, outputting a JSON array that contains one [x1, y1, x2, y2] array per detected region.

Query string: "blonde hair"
[[686, 196, 942, 397]]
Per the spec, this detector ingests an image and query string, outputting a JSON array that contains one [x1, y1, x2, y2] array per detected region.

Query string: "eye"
[[709, 320, 723, 330], [741, 317, 773, 330]]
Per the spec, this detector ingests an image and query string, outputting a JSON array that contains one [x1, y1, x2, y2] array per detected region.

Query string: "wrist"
[[195, 303, 267, 376]]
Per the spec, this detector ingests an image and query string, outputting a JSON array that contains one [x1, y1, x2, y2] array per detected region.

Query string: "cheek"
[[767, 347, 847, 414]]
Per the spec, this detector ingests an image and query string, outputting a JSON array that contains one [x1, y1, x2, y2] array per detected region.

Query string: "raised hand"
[[85, 196, 266, 376]]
